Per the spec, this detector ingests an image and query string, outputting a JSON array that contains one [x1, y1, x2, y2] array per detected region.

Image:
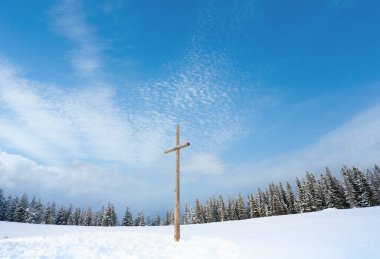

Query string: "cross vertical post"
[[175, 125, 180, 241], [164, 125, 190, 242]]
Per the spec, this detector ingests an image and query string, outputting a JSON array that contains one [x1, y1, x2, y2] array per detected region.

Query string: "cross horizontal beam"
[[164, 142, 190, 154]]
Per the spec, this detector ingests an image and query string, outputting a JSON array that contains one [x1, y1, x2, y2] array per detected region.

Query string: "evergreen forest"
[[1, 165, 379, 227]]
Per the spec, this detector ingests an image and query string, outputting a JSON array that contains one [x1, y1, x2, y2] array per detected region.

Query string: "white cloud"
[[0, 150, 64, 190], [0, 63, 169, 166], [183, 152, 226, 175], [0, 150, 130, 204]]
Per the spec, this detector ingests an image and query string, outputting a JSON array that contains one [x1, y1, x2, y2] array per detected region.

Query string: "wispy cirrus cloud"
[[131, 54, 248, 153], [129, 0, 262, 153], [0, 61, 168, 166], [50, 0, 102, 77]]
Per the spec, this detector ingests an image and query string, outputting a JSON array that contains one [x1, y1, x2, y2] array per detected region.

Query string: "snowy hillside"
[[1, 206, 379, 259]]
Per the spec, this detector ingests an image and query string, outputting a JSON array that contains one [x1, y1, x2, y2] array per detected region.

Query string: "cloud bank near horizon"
[[225, 100, 380, 191]]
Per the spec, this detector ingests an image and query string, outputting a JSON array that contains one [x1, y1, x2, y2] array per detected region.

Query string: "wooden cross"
[[164, 125, 190, 242]]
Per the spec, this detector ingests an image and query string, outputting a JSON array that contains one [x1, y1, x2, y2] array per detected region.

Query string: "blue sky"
[[1, 0, 380, 215]]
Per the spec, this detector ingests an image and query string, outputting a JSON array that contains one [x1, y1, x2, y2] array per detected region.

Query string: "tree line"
[[1, 165, 379, 226]]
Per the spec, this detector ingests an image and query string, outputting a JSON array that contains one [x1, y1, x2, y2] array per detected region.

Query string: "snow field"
[[0, 232, 241, 259], [1, 206, 380, 259]]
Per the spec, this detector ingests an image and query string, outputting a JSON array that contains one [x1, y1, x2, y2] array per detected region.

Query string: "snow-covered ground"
[[1, 206, 379, 259]]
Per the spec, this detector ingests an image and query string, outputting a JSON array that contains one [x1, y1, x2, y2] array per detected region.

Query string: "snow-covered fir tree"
[[66, 205, 73, 224], [42, 202, 56, 224], [205, 200, 214, 223], [165, 209, 174, 226], [367, 166, 380, 205], [0, 189, 5, 221], [316, 178, 327, 209], [211, 196, 220, 222], [341, 166, 359, 208], [256, 188, 267, 217], [26, 196, 43, 224], [145, 216, 152, 226], [122, 207, 133, 226], [194, 199, 205, 224], [183, 203, 192, 225], [236, 194, 247, 220], [188, 205, 196, 224], [279, 183, 289, 210], [5, 196, 17, 221], [83, 207, 93, 226], [296, 178, 307, 213], [55, 206, 69, 225], [50, 202, 57, 224], [92, 210, 103, 226], [217, 195, 227, 221], [68, 207, 82, 225], [154, 213, 161, 226], [170, 210, 175, 225], [227, 196, 237, 220], [302, 178, 316, 212], [322, 168, 347, 209], [352, 167, 375, 207], [267, 183, 288, 216], [101, 203, 118, 226], [247, 193, 259, 218], [286, 182, 298, 214], [13, 193, 29, 223], [305, 172, 323, 211]]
